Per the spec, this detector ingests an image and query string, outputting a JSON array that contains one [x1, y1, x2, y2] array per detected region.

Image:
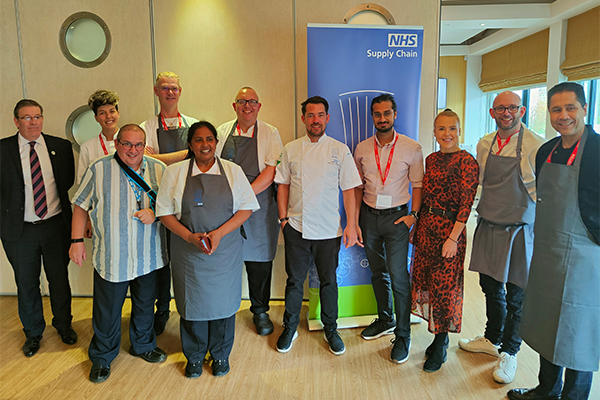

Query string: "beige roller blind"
[[561, 7, 600, 81], [479, 29, 549, 92]]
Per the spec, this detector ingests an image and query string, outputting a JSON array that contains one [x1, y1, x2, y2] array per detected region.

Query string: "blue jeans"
[[479, 273, 524, 355], [537, 356, 593, 400], [360, 204, 411, 338]]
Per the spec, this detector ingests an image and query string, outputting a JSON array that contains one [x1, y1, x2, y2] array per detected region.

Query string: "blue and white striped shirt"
[[73, 154, 168, 283]]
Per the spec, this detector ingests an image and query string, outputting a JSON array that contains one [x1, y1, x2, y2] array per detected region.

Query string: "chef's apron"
[[469, 127, 535, 288], [170, 158, 244, 321], [221, 121, 278, 262], [520, 130, 600, 372], [157, 114, 189, 154]]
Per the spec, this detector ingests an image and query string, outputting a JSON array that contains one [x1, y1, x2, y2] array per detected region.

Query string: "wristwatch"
[[408, 211, 419, 220], [278, 217, 289, 224]]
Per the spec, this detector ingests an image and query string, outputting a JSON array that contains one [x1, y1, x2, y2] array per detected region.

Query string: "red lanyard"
[[236, 123, 255, 138], [374, 134, 396, 187], [546, 139, 580, 166], [159, 113, 182, 131], [495, 134, 514, 155], [99, 134, 109, 155]]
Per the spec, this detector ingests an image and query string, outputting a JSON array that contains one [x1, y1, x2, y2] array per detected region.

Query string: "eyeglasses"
[[18, 115, 43, 122], [118, 141, 145, 150], [159, 86, 180, 93], [235, 99, 259, 107], [373, 110, 394, 119], [493, 105, 522, 114]]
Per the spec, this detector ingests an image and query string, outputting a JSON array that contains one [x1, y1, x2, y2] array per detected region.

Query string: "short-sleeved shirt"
[[215, 119, 284, 171], [275, 133, 362, 240], [354, 131, 424, 208], [72, 155, 168, 283], [77, 132, 116, 183], [140, 113, 198, 154], [476, 123, 546, 201], [156, 157, 260, 220]]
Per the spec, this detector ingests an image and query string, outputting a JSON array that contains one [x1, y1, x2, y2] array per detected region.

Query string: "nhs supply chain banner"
[[306, 24, 423, 330]]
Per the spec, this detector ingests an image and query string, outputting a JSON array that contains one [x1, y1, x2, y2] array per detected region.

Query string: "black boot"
[[423, 333, 448, 372], [425, 332, 449, 356]]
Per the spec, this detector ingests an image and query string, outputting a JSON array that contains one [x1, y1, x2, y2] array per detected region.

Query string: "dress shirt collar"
[[374, 130, 398, 148], [18, 132, 45, 148]]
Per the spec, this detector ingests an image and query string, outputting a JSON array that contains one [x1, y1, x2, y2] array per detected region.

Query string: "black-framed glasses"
[[118, 141, 145, 150], [236, 99, 259, 107], [493, 105, 522, 114], [18, 115, 43, 122]]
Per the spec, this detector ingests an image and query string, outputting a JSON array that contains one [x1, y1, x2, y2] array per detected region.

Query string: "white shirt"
[[140, 113, 198, 154], [156, 157, 260, 220], [275, 133, 362, 240], [476, 123, 546, 201], [354, 131, 424, 208], [215, 119, 284, 171], [77, 132, 116, 183], [18, 133, 61, 222], [72, 155, 168, 283]]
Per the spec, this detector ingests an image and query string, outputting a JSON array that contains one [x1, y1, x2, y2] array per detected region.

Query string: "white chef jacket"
[[140, 113, 198, 154]]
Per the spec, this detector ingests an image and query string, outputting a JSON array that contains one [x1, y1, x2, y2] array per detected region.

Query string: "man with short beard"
[[459, 91, 546, 384]]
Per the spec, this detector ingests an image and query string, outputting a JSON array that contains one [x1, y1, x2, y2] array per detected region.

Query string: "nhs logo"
[[388, 34, 418, 47]]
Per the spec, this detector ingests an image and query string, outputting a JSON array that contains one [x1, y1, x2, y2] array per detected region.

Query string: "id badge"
[[194, 189, 203, 207], [376, 195, 392, 209]]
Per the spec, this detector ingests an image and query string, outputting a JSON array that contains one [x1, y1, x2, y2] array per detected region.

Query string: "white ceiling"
[[440, 0, 599, 55]]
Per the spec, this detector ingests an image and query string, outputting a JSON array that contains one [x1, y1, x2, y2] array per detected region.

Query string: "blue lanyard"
[[124, 159, 148, 210]]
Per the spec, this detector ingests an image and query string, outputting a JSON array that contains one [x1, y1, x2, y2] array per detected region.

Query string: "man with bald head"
[[216, 87, 283, 336], [459, 91, 546, 384]]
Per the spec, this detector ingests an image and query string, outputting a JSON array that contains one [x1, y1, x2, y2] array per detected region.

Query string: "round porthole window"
[[66, 105, 100, 151], [59, 12, 111, 68]]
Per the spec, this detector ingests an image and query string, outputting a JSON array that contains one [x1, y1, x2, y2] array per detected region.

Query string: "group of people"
[[0, 73, 597, 400]]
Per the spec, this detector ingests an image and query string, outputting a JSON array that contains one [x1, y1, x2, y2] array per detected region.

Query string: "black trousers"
[[2, 214, 72, 338], [156, 232, 172, 312], [282, 224, 341, 330], [88, 269, 158, 366], [180, 314, 236, 363], [245, 261, 273, 314]]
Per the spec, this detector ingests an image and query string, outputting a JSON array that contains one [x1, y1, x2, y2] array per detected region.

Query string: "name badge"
[[194, 189, 203, 207], [376, 195, 392, 209]]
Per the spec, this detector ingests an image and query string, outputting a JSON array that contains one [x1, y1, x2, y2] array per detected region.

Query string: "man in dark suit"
[[1, 99, 77, 357]]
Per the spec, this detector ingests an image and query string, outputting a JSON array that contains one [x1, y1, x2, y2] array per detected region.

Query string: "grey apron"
[[521, 130, 600, 372], [170, 158, 244, 321], [221, 121, 278, 262], [469, 127, 535, 288], [157, 114, 189, 154]]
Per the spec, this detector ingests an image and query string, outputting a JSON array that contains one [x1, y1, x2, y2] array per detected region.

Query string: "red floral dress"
[[411, 150, 479, 334]]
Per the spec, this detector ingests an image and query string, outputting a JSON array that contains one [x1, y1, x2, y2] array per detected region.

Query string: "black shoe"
[[253, 313, 274, 336], [57, 327, 78, 345], [390, 336, 410, 364], [423, 343, 448, 372], [425, 335, 449, 357], [154, 311, 170, 336], [212, 358, 230, 377], [361, 318, 396, 340], [22, 335, 42, 357], [89, 364, 111, 383], [129, 346, 167, 363], [185, 360, 203, 378], [324, 328, 346, 355], [507, 388, 560, 400], [276, 326, 298, 353]]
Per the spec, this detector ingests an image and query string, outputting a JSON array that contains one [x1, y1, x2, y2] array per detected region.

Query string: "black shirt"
[[535, 125, 599, 244]]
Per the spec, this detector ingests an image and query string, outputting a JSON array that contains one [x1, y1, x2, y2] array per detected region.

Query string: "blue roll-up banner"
[[306, 24, 424, 330]]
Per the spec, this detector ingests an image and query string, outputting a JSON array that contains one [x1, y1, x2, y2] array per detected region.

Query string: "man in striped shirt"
[[69, 124, 168, 384]]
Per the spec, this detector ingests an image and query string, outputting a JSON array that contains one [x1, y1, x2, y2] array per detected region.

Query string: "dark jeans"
[[282, 224, 341, 330], [89, 269, 158, 366], [479, 273, 524, 355], [537, 355, 593, 400], [360, 204, 411, 338], [3, 215, 72, 338], [180, 314, 236, 363], [245, 261, 273, 315]]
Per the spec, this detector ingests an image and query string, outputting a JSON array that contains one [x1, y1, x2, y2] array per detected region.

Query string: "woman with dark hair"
[[411, 109, 479, 372], [156, 121, 259, 379]]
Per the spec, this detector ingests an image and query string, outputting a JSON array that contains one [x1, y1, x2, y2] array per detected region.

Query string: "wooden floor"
[[0, 288, 598, 399]]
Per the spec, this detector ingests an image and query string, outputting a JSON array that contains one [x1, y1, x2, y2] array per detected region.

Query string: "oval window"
[[66, 105, 100, 150]]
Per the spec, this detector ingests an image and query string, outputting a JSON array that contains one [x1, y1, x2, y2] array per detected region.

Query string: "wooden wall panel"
[[439, 55, 467, 143]]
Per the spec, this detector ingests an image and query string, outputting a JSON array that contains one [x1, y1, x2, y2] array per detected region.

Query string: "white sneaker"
[[410, 314, 422, 324], [493, 352, 517, 384], [458, 335, 500, 357]]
